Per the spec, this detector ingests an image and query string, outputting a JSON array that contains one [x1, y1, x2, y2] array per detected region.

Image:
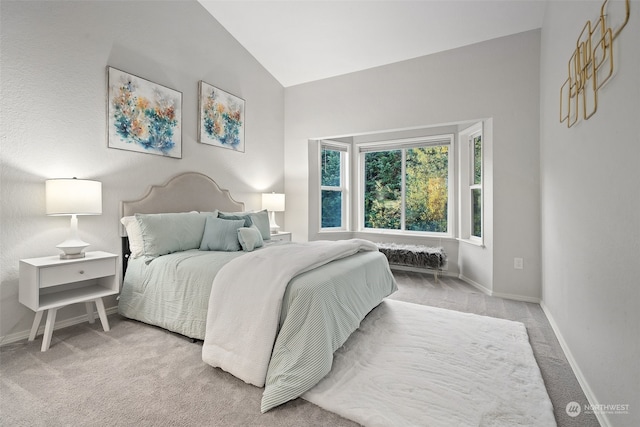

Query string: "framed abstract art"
[[107, 67, 182, 158], [198, 81, 245, 152]]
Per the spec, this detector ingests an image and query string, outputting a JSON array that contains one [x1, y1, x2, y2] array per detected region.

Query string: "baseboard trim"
[[458, 274, 492, 295], [492, 290, 541, 304], [457, 275, 541, 303], [0, 306, 119, 347], [540, 301, 610, 427]]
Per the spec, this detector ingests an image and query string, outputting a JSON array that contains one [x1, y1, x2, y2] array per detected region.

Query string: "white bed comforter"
[[201, 238, 378, 387]]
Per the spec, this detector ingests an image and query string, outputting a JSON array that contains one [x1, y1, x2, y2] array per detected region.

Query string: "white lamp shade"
[[262, 193, 285, 212], [46, 178, 102, 215]]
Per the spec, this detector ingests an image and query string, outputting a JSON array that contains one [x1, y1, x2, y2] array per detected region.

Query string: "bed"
[[117, 172, 397, 412]]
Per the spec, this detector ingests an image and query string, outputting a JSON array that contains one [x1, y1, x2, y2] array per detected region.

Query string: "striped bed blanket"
[[201, 239, 397, 412]]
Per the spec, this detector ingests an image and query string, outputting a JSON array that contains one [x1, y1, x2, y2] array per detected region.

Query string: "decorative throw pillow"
[[237, 225, 264, 252], [218, 212, 253, 227], [200, 216, 245, 251], [219, 210, 271, 241], [247, 210, 271, 241]]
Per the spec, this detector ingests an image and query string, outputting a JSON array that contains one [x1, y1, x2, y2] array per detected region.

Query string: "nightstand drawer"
[[269, 232, 292, 242], [40, 259, 115, 288]]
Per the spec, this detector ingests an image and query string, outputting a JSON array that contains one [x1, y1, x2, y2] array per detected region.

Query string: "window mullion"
[[401, 149, 406, 231], [341, 151, 347, 230]]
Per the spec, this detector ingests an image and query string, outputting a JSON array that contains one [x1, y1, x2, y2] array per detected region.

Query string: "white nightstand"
[[269, 231, 292, 242], [19, 251, 118, 351]]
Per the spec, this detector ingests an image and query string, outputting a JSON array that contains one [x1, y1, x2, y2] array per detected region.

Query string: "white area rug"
[[302, 300, 556, 427]]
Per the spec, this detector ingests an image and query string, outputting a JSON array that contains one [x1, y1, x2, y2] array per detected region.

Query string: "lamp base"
[[59, 252, 86, 260], [268, 211, 280, 234], [56, 238, 90, 260]]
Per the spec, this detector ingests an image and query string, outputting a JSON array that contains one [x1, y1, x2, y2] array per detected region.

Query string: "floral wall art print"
[[107, 67, 182, 158], [198, 81, 245, 152]]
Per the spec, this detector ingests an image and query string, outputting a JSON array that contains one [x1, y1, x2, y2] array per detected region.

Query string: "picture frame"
[[107, 67, 182, 158], [198, 80, 245, 152]]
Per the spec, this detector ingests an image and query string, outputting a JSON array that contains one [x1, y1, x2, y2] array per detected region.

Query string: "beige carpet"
[[0, 273, 599, 426]]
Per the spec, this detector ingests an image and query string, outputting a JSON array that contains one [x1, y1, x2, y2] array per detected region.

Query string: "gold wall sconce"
[[560, 0, 630, 128]]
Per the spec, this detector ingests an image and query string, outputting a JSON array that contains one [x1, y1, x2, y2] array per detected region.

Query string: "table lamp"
[[46, 178, 102, 259], [262, 192, 285, 234]]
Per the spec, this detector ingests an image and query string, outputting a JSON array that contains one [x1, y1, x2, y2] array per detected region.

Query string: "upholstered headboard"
[[119, 172, 244, 270]]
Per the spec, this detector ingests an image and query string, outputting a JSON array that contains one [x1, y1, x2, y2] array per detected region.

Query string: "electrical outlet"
[[514, 257, 524, 269]]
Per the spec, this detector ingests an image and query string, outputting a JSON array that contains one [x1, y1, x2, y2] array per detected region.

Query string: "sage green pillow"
[[200, 216, 245, 251], [219, 210, 271, 240], [237, 225, 264, 252], [218, 212, 252, 227], [135, 212, 208, 259], [248, 210, 271, 241]]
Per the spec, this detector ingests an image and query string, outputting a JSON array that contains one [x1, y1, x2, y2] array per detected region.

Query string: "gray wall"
[[540, 2, 640, 426], [0, 1, 284, 341], [3, 1, 638, 423], [284, 30, 541, 301]]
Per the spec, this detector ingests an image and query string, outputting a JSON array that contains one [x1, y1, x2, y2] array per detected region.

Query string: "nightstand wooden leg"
[[94, 298, 110, 332], [85, 301, 95, 324], [29, 311, 44, 341], [41, 308, 58, 352]]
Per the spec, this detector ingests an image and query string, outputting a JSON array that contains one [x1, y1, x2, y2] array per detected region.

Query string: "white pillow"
[[121, 216, 144, 259]]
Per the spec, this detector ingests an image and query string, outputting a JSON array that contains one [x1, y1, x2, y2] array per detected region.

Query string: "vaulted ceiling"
[[198, 0, 546, 87]]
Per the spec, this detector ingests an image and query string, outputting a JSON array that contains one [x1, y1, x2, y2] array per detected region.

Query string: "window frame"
[[469, 130, 483, 241], [356, 135, 455, 237], [319, 141, 350, 231], [457, 122, 484, 245]]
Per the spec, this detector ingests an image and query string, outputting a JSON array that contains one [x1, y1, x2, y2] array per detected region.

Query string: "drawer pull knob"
[[79, 270, 85, 275]]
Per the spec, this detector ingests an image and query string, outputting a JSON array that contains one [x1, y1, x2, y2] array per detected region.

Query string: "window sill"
[[318, 229, 351, 234], [457, 237, 485, 248], [355, 229, 456, 242], [318, 229, 482, 248]]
